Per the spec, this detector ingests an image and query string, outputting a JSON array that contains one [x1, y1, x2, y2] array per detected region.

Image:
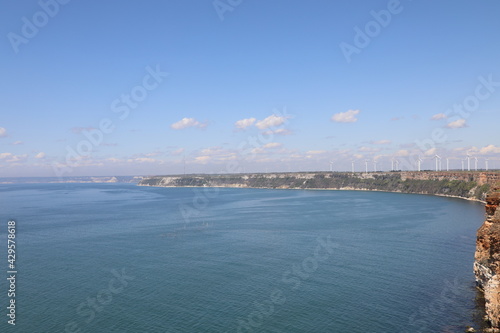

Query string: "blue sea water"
[[0, 183, 486, 332]]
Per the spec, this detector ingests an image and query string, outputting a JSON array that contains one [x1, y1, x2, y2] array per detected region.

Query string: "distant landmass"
[[139, 171, 500, 202], [0, 176, 144, 184]]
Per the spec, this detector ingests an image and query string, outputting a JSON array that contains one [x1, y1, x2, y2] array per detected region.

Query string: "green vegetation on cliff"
[[139, 171, 496, 201]]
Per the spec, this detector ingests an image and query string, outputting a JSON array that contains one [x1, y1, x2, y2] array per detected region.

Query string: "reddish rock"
[[475, 189, 500, 328]]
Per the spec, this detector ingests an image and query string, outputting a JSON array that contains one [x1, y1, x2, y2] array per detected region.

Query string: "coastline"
[[138, 171, 497, 203], [138, 182, 488, 204]]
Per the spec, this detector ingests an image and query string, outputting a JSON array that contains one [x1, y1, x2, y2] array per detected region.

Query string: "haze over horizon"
[[2, 0, 500, 177]]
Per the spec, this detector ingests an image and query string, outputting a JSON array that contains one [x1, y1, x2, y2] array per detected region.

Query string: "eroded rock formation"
[[475, 188, 500, 329]]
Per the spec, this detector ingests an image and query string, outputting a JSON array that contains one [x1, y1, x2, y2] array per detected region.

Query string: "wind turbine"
[[446, 158, 449, 171], [373, 160, 377, 172], [395, 159, 400, 171], [391, 158, 395, 171], [434, 154, 441, 172], [417, 156, 422, 172], [351, 160, 355, 173], [365, 160, 369, 173], [486, 158, 489, 171], [466, 153, 471, 171], [461, 159, 465, 171], [329, 161, 334, 172], [474, 157, 478, 171]]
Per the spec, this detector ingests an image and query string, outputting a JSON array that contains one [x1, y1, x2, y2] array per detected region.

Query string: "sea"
[[0, 183, 487, 333]]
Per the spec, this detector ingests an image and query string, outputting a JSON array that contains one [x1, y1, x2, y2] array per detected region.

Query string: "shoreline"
[[138, 183, 487, 205], [138, 171, 497, 204]]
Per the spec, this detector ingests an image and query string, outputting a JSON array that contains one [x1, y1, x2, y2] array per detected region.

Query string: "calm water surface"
[[0, 183, 486, 332]]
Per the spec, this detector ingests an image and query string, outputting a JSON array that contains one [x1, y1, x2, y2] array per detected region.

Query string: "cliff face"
[[139, 171, 498, 201], [475, 188, 500, 329], [401, 171, 500, 186]]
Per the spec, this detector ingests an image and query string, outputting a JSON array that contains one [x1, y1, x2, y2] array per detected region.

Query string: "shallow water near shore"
[[0, 183, 487, 332]]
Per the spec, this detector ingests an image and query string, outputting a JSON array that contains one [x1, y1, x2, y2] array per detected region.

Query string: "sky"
[[1, 0, 500, 177]]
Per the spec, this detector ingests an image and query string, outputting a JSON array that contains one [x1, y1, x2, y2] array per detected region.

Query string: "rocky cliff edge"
[[475, 188, 500, 330]]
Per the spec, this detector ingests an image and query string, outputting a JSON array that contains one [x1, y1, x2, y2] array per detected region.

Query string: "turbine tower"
[[365, 160, 368, 173], [391, 158, 395, 172], [466, 153, 471, 171], [417, 156, 422, 172], [351, 160, 355, 173], [395, 159, 400, 171], [373, 160, 377, 172], [474, 157, 478, 171], [461, 159, 465, 171], [434, 154, 441, 172], [446, 158, 449, 171], [329, 161, 334, 172], [486, 158, 489, 171]]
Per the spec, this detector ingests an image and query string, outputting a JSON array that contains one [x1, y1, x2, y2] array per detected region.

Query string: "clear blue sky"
[[1, 0, 499, 176]]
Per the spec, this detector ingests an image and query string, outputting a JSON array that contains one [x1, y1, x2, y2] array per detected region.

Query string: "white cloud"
[[371, 140, 391, 145], [144, 152, 162, 157], [395, 149, 410, 157], [424, 148, 437, 156], [256, 115, 287, 129], [0, 127, 7, 137], [305, 150, 327, 159], [431, 113, 447, 120], [170, 118, 206, 130], [446, 119, 467, 129], [194, 147, 237, 162], [251, 143, 285, 155], [35, 152, 46, 159], [0, 153, 13, 159], [250, 147, 265, 155], [201, 147, 225, 155], [263, 128, 292, 136], [359, 146, 381, 153], [234, 118, 256, 130], [331, 109, 360, 123], [263, 142, 282, 149], [195, 156, 211, 164], [479, 145, 500, 155], [306, 150, 326, 155], [8, 155, 27, 163], [132, 157, 156, 163], [171, 148, 185, 156], [12, 141, 23, 145], [0, 153, 28, 163]]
